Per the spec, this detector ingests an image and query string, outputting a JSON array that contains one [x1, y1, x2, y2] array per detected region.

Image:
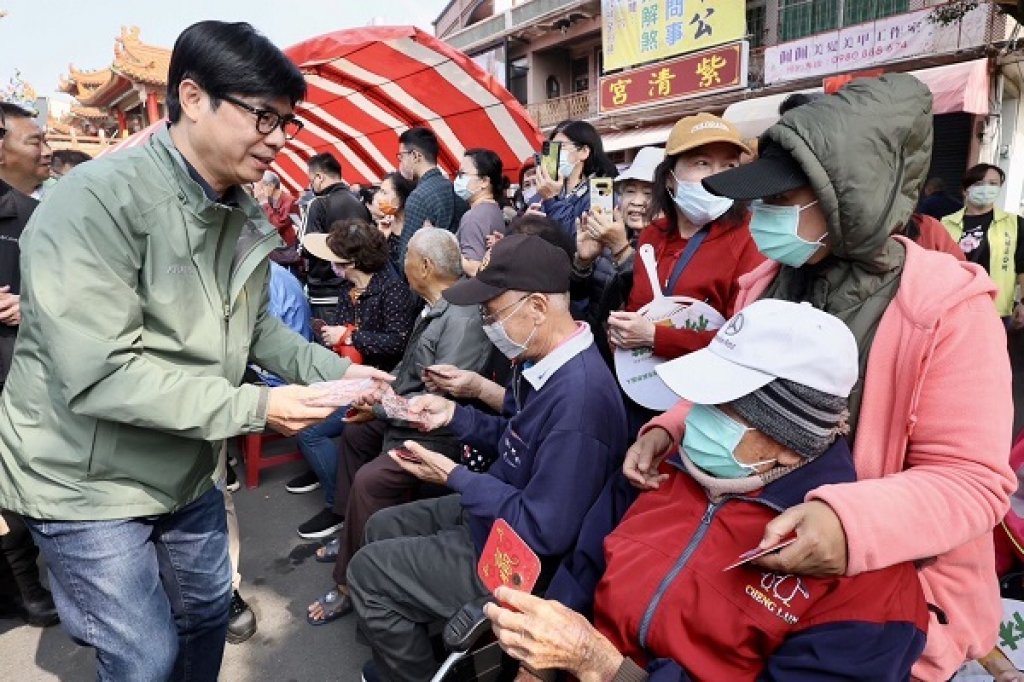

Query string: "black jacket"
[[302, 182, 372, 296], [0, 180, 37, 342]]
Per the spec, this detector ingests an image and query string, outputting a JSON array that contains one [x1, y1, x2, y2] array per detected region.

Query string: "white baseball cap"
[[614, 146, 664, 186], [655, 299, 858, 405]]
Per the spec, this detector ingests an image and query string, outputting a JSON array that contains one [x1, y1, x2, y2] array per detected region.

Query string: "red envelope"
[[477, 519, 541, 597]]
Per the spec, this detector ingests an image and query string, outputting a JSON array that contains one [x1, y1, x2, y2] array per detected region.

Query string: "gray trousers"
[[348, 494, 488, 682]]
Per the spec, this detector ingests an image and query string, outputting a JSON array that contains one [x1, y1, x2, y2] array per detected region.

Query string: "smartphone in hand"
[[541, 140, 561, 182], [590, 177, 614, 216], [392, 447, 423, 464]]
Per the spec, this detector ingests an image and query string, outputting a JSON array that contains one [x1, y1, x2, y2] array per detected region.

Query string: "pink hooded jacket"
[[644, 237, 1015, 680]]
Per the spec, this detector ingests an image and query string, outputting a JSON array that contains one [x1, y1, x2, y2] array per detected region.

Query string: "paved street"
[[0, 442, 370, 681]]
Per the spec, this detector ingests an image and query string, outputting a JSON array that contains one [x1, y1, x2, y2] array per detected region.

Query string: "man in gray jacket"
[[306, 227, 493, 624]]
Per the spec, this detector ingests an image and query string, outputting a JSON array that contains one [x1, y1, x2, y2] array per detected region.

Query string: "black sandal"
[[306, 588, 353, 625], [315, 537, 340, 563]]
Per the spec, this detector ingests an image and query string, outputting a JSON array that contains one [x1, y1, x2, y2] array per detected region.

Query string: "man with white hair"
[[256, 169, 298, 246], [348, 234, 628, 682], [306, 227, 492, 626]]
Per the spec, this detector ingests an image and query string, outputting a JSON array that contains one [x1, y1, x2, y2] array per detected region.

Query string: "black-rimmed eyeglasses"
[[219, 93, 304, 140]]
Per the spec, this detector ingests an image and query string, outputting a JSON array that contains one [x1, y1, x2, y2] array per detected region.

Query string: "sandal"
[[306, 588, 353, 625], [315, 537, 340, 563]]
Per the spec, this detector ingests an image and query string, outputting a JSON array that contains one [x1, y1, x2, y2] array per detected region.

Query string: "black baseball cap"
[[443, 233, 571, 306], [701, 141, 810, 201]]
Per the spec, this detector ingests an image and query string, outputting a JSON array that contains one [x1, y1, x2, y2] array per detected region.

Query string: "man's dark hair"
[[557, 120, 618, 179], [0, 102, 34, 122], [326, 219, 390, 273], [961, 163, 1005, 191], [166, 21, 306, 123], [509, 214, 574, 260], [308, 152, 342, 178], [778, 92, 824, 116], [52, 150, 93, 169], [464, 148, 509, 207], [398, 127, 439, 164]]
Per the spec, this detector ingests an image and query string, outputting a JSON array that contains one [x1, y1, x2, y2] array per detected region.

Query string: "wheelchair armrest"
[[443, 596, 494, 653]]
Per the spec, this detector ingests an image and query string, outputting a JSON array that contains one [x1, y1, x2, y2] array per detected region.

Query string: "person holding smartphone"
[[532, 120, 618, 237]]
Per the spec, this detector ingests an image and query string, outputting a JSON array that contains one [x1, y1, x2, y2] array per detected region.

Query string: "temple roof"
[[71, 105, 111, 120], [60, 26, 169, 106]]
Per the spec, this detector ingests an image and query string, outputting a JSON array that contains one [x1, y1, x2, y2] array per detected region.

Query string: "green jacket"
[[0, 126, 348, 520]]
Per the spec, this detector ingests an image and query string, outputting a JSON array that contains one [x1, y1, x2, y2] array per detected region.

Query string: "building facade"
[[435, 0, 1024, 211]]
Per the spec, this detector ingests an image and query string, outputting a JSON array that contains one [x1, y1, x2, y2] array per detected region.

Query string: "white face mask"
[[967, 184, 1000, 208], [481, 297, 536, 359], [670, 171, 734, 226]]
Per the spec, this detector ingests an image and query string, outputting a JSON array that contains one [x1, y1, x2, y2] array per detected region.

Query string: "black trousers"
[[348, 495, 488, 682]]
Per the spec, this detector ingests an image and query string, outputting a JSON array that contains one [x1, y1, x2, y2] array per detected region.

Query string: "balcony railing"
[[527, 89, 598, 128]]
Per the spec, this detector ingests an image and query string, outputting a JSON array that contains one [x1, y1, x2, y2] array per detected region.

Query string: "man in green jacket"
[[0, 21, 389, 681]]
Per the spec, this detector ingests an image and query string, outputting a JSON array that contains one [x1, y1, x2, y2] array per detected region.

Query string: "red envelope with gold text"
[[477, 519, 541, 597]]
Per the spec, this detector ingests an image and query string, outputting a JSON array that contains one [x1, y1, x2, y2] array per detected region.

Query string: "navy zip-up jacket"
[[446, 328, 627, 565]]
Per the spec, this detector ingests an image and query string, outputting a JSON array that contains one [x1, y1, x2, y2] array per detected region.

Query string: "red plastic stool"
[[238, 431, 304, 489]]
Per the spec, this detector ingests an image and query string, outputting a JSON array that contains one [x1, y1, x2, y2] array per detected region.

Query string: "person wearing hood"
[[941, 163, 1024, 326], [485, 300, 929, 681], [606, 114, 764, 362], [627, 73, 1015, 680], [455, 148, 509, 276]]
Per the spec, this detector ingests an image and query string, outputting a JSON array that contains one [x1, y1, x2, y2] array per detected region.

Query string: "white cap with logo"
[[655, 299, 858, 405]]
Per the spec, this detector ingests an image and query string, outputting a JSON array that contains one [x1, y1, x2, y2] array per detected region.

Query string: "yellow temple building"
[[50, 26, 170, 156]]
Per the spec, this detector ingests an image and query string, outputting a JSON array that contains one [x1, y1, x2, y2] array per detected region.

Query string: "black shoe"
[[285, 470, 321, 494], [361, 660, 381, 682], [226, 463, 240, 493], [226, 590, 256, 644], [297, 508, 344, 539], [11, 587, 59, 628]]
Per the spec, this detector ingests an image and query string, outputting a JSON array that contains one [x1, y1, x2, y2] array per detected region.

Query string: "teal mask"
[[682, 404, 773, 479], [749, 199, 823, 267]]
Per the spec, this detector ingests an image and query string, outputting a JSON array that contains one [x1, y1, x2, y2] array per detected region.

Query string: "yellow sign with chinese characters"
[[601, 0, 746, 72]]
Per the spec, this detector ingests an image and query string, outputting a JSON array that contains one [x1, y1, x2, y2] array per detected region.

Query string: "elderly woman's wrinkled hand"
[[623, 426, 673, 490], [484, 587, 623, 680], [753, 500, 848, 576]]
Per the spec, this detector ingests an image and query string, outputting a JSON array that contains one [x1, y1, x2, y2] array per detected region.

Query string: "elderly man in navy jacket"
[[347, 234, 628, 682]]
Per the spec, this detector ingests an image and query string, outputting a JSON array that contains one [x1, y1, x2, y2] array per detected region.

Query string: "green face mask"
[[682, 404, 773, 479]]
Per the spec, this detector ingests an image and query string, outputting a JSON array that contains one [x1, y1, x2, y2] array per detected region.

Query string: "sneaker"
[[226, 590, 257, 644], [297, 508, 344, 539], [225, 463, 240, 493], [361, 660, 381, 682], [285, 470, 321, 494]]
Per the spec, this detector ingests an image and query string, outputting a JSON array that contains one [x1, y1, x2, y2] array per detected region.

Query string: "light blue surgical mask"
[[748, 199, 823, 267], [558, 152, 576, 181], [967, 184, 1000, 208], [682, 404, 774, 479], [670, 171, 734, 226], [453, 174, 474, 201]]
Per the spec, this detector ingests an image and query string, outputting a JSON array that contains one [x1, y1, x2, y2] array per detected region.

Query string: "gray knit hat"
[[729, 378, 849, 459]]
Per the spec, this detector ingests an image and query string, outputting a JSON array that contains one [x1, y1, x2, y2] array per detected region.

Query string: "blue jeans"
[[297, 406, 346, 508], [26, 486, 231, 682]]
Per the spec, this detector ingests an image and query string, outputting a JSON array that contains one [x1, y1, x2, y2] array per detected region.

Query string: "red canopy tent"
[[99, 27, 544, 194]]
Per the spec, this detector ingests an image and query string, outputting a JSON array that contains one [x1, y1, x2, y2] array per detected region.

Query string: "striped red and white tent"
[[97, 26, 543, 194]]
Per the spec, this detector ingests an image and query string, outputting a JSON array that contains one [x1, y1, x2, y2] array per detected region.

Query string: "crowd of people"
[[0, 18, 1023, 682]]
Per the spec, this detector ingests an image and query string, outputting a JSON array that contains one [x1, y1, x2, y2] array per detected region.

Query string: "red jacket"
[[626, 214, 764, 360], [261, 191, 298, 246], [591, 442, 928, 681]]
